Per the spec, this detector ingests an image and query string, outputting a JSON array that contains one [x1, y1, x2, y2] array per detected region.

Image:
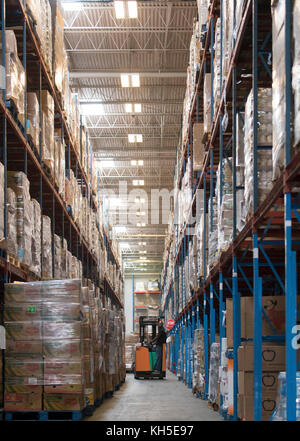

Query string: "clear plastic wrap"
[[54, 234, 61, 279], [243, 88, 273, 219], [6, 187, 17, 257], [7, 171, 32, 267], [50, 0, 67, 95], [271, 372, 300, 421], [4, 279, 85, 411], [208, 342, 220, 403], [213, 18, 222, 111], [27, 92, 40, 149], [207, 197, 218, 271], [222, 0, 234, 80], [216, 159, 233, 255], [31, 199, 41, 275], [42, 215, 52, 278], [41, 91, 55, 173], [203, 73, 212, 133], [0, 30, 25, 125]]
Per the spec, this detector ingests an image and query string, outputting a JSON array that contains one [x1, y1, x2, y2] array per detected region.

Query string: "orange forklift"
[[133, 316, 166, 380]]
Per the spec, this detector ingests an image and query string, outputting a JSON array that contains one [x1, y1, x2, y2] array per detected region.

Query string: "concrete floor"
[[85, 372, 223, 421]]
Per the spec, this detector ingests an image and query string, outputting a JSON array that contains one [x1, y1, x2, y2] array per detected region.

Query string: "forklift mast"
[[139, 316, 159, 346]]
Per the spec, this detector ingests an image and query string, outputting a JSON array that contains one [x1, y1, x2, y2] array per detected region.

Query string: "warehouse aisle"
[[85, 372, 223, 421]]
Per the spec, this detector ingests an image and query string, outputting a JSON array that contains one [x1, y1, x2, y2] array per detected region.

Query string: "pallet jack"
[[133, 316, 166, 380]]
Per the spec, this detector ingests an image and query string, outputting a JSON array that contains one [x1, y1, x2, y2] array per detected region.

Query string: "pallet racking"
[[0, 0, 124, 416], [163, 0, 300, 421]]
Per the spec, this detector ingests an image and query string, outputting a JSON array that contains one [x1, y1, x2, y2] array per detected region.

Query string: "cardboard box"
[[4, 303, 42, 321], [43, 394, 84, 411], [5, 340, 43, 357], [43, 339, 82, 359], [226, 296, 289, 347], [238, 393, 277, 421], [238, 344, 285, 372], [5, 321, 42, 340], [193, 122, 205, 171], [44, 360, 83, 380], [5, 358, 43, 380], [4, 393, 42, 411], [238, 371, 279, 395], [5, 385, 43, 394], [43, 321, 81, 339], [44, 384, 83, 394], [84, 387, 94, 407]]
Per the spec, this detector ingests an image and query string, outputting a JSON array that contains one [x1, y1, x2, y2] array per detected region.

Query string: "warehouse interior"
[[0, 0, 299, 424]]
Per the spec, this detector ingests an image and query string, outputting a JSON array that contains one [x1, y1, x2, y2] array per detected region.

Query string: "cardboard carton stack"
[[27, 93, 40, 149], [226, 295, 291, 421], [49, 0, 68, 99], [208, 342, 220, 405], [81, 286, 95, 409], [7, 172, 32, 268], [30, 199, 41, 276], [0, 30, 25, 125], [42, 215, 52, 279], [6, 188, 17, 258], [272, 0, 300, 180], [4, 280, 85, 412], [244, 88, 273, 220], [192, 327, 206, 396], [125, 334, 139, 370], [41, 90, 55, 174]]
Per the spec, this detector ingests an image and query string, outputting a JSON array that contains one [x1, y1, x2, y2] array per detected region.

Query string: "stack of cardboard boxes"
[[226, 296, 290, 421], [4, 279, 84, 412]]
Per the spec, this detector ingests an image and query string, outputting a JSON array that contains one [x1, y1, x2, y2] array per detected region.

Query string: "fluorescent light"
[[141, 198, 145, 203], [114, 226, 126, 233], [138, 160, 144, 166], [128, 134, 136, 143], [109, 197, 120, 207], [138, 242, 146, 246], [121, 74, 130, 87], [125, 103, 133, 113], [139, 250, 146, 254], [128, 1, 138, 18], [99, 160, 115, 168], [114, 1, 125, 18], [131, 73, 140, 87], [131, 160, 137, 166], [139, 180, 144, 186], [137, 222, 141, 227], [136, 134, 143, 143], [120, 242, 130, 248], [62, 2, 83, 11], [121, 73, 140, 88], [134, 103, 142, 112], [80, 103, 104, 115], [133, 180, 139, 186]]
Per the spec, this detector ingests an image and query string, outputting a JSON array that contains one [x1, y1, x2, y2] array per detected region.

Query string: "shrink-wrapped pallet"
[[42, 215, 52, 278], [31, 199, 41, 276], [41, 90, 55, 173], [4, 279, 84, 411], [27, 92, 40, 149], [293, 1, 300, 152], [213, 18, 222, 112], [54, 234, 61, 279], [208, 342, 220, 403], [207, 197, 218, 271], [244, 88, 273, 218], [6, 188, 17, 257], [216, 159, 233, 255], [50, 0, 67, 98], [0, 30, 25, 125], [203, 73, 212, 134], [7, 171, 32, 267], [222, 0, 234, 80]]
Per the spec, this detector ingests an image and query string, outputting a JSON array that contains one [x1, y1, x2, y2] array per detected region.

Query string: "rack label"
[[253, 248, 259, 259]]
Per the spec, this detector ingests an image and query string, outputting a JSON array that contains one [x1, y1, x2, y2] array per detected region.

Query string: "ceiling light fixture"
[[128, 134, 143, 143], [128, 1, 138, 18], [131, 160, 137, 166], [62, 2, 83, 11], [121, 73, 140, 88], [125, 103, 141, 113], [134, 103, 142, 112], [80, 103, 104, 115], [114, 1, 125, 18]]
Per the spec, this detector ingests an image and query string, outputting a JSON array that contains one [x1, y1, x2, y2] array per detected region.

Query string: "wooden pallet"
[[5, 410, 83, 421]]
